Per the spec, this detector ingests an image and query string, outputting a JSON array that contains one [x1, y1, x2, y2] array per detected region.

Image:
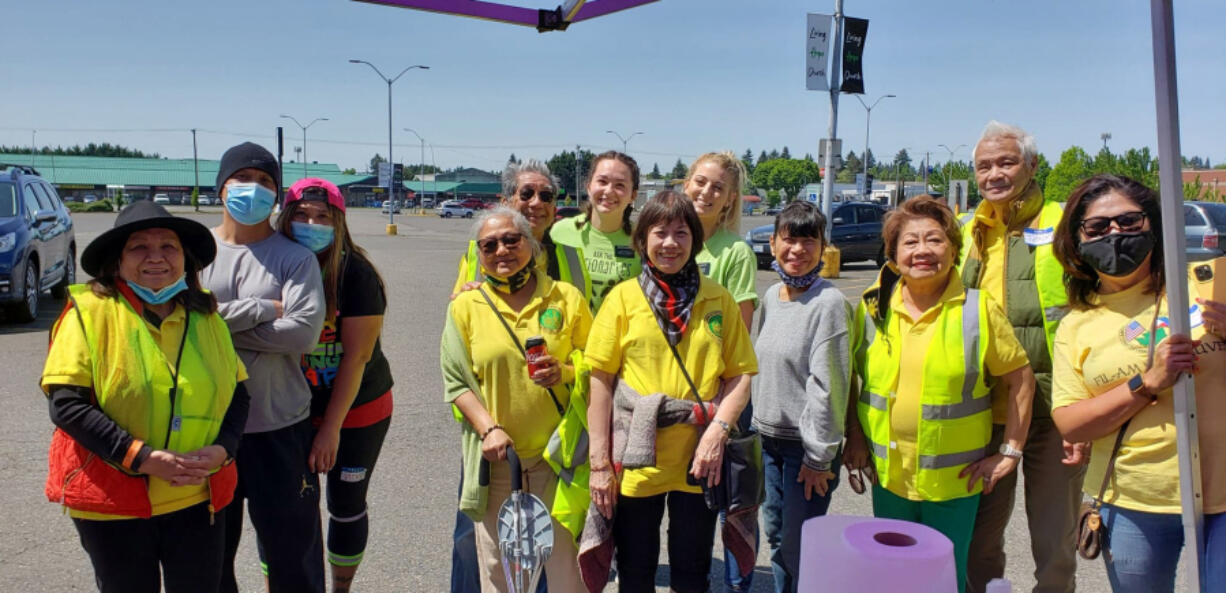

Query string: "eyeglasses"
[[517, 187, 555, 203], [848, 464, 878, 495], [1080, 211, 1146, 238], [477, 232, 524, 254]]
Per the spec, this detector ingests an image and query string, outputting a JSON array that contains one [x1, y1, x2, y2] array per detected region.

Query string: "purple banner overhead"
[[841, 17, 868, 94], [351, 0, 658, 31]]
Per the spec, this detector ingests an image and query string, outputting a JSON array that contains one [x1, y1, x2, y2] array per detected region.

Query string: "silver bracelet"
[[714, 419, 732, 435]]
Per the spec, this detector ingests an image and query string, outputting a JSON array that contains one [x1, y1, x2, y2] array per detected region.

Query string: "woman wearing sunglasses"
[[847, 196, 1034, 593], [1050, 174, 1226, 592], [275, 178, 394, 592], [452, 159, 591, 303], [441, 207, 591, 592], [550, 151, 642, 312]]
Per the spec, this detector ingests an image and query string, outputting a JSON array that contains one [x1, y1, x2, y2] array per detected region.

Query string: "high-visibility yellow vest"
[[66, 285, 239, 456], [542, 349, 592, 543], [855, 288, 992, 501], [464, 239, 593, 304]]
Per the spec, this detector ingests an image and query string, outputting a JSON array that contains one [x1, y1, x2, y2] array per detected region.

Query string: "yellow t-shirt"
[[447, 275, 593, 459], [1052, 274, 1226, 514], [585, 277, 759, 497], [41, 304, 249, 520], [885, 274, 1029, 500]]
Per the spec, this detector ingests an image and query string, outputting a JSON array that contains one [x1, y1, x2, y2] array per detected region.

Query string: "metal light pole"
[[853, 93, 895, 200], [937, 142, 967, 197], [280, 114, 328, 180], [605, 130, 643, 153], [191, 128, 200, 211], [349, 59, 429, 228], [819, 0, 844, 234], [404, 128, 425, 208]]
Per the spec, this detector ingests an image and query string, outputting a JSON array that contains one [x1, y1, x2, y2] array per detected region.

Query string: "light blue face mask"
[[127, 275, 188, 305], [291, 221, 336, 253], [224, 182, 277, 225]]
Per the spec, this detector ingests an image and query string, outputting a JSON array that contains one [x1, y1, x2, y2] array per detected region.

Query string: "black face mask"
[[1078, 231, 1155, 278]]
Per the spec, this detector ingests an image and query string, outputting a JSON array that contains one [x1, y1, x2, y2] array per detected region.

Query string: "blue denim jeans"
[[1100, 504, 1225, 593], [760, 436, 841, 593], [723, 404, 761, 591]]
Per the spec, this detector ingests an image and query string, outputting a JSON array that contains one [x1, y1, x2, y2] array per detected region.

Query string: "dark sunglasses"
[[847, 464, 878, 495], [517, 187, 555, 203], [1080, 211, 1146, 238], [477, 232, 524, 254]]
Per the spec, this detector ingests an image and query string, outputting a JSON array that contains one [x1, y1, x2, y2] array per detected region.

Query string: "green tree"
[[113, 189, 125, 211], [341, 168, 357, 175], [752, 159, 820, 202], [190, 188, 200, 212], [508, 153, 520, 165], [741, 149, 755, 174], [649, 163, 662, 179], [1118, 147, 1158, 189], [757, 150, 769, 167], [1034, 153, 1052, 190], [1044, 146, 1094, 203], [780, 146, 791, 160], [837, 151, 862, 184], [1091, 147, 1118, 175], [369, 153, 386, 174], [766, 189, 781, 207], [670, 158, 688, 180], [768, 149, 781, 161], [546, 148, 595, 198]]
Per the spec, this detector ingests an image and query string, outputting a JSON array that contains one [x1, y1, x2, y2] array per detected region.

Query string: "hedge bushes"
[[66, 199, 114, 213]]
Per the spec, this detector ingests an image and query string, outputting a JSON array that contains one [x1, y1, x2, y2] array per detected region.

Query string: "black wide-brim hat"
[[81, 200, 217, 277]]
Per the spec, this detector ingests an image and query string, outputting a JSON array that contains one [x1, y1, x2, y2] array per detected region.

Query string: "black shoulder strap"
[[476, 288, 564, 415]]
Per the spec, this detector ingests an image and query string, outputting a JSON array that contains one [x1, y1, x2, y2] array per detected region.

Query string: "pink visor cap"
[[286, 178, 345, 212]]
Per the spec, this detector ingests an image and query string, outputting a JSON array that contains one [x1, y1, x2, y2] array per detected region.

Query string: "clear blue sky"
[[3, 0, 1222, 173]]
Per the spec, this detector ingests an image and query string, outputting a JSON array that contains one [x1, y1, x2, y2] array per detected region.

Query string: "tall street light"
[[280, 114, 328, 180], [404, 128, 425, 208], [938, 143, 968, 210], [349, 59, 429, 228], [606, 130, 643, 153], [853, 93, 896, 199]]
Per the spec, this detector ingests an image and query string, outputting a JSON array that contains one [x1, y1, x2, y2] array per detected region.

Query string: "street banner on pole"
[[806, 13, 833, 91], [841, 17, 869, 94], [818, 138, 843, 168], [378, 162, 392, 187]]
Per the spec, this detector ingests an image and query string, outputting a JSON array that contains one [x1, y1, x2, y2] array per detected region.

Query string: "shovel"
[[488, 446, 553, 593]]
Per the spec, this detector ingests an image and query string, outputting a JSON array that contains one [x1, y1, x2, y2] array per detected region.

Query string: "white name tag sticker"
[[1024, 227, 1055, 246], [1190, 304, 1204, 328]]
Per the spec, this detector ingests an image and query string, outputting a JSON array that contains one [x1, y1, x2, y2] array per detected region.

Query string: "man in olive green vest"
[[960, 121, 1086, 593]]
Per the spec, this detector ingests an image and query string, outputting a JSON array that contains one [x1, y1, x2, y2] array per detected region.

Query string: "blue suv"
[[0, 164, 76, 322]]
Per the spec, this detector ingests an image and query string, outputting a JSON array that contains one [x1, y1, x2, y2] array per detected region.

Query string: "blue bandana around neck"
[[771, 259, 823, 290]]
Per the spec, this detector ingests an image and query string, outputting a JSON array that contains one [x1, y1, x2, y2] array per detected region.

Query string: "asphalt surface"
[[0, 206, 1186, 592]]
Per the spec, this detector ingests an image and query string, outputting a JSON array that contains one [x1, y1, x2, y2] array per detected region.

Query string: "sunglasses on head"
[[1080, 211, 1146, 239], [848, 464, 878, 495], [477, 232, 524, 254], [517, 187, 555, 203]]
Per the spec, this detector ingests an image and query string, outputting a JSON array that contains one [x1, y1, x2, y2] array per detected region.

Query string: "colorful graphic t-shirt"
[[550, 215, 641, 313], [302, 255, 394, 418]]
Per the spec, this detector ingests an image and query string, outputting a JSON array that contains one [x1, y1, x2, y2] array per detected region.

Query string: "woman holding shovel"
[[441, 207, 591, 592]]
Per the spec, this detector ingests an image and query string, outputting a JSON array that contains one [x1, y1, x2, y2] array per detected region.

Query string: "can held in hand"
[[525, 336, 548, 375]]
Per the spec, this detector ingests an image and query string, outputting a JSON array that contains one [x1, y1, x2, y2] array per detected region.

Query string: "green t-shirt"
[[549, 216, 641, 313], [696, 228, 759, 307]]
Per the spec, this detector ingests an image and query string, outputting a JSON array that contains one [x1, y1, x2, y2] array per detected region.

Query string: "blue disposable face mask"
[[224, 182, 277, 225], [127, 275, 188, 305], [291, 221, 336, 253]]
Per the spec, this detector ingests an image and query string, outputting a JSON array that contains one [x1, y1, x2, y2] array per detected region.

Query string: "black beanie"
[[216, 142, 280, 195]]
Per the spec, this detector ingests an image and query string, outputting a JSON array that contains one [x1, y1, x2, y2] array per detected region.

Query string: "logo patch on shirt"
[[339, 467, 368, 483], [705, 312, 724, 339], [539, 307, 564, 333]]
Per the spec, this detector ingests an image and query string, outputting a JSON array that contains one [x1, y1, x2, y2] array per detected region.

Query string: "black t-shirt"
[[303, 254, 394, 418]]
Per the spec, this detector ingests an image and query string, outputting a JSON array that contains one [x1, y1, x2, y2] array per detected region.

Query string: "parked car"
[[764, 207, 782, 216], [82, 194, 98, 204], [744, 201, 887, 269], [0, 164, 77, 321], [457, 198, 488, 210], [437, 202, 474, 219], [1185, 201, 1226, 262], [198, 194, 214, 205], [153, 193, 171, 205], [421, 197, 437, 208], [555, 206, 583, 221], [381, 200, 401, 214]]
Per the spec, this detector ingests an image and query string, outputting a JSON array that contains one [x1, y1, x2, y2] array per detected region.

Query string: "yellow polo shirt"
[[585, 277, 759, 497], [1052, 270, 1226, 514], [445, 275, 593, 460], [41, 304, 248, 520], [886, 275, 1028, 499]]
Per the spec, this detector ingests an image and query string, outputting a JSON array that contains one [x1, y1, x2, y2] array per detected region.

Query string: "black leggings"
[[74, 502, 225, 593], [323, 416, 391, 567], [612, 490, 719, 593]]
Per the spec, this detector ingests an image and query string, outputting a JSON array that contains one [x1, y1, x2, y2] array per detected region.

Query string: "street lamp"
[[349, 59, 429, 228], [605, 130, 643, 153], [853, 93, 896, 199], [937, 143, 968, 210], [404, 128, 425, 208], [280, 114, 329, 179]]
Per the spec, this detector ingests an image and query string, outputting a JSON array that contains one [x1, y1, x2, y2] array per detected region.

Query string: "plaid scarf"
[[638, 259, 701, 346]]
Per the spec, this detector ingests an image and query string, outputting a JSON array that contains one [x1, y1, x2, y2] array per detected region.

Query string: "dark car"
[[555, 206, 582, 221], [1184, 201, 1226, 262], [0, 164, 77, 321], [744, 201, 887, 269]]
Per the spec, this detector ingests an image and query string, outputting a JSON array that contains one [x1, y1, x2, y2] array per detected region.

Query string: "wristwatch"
[[1128, 373, 1156, 403], [998, 443, 1023, 460]]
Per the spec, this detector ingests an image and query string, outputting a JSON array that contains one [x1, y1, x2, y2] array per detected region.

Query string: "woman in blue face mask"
[[276, 177, 395, 591]]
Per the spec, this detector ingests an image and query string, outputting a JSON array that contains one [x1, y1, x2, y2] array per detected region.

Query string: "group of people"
[[37, 120, 1222, 593], [43, 142, 393, 593], [443, 121, 1223, 593]]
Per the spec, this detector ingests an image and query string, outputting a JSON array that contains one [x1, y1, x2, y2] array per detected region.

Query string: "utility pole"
[[1101, 132, 1112, 151], [819, 0, 844, 235], [405, 128, 425, 208], [191, 129, 200, 212], [575, 144, 584, 205], [30, 130, 36, 166], [923, 152, 930, 193]]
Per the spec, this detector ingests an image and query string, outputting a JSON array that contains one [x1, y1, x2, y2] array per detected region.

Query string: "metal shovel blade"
[[497, 490, 554, 593]]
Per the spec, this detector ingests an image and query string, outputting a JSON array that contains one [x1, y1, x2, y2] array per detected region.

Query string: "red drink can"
[[525, 336, 548, 375]]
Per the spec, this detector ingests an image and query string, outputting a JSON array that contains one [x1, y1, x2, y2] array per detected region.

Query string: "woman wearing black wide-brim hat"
[[40, 200, 251, 593]]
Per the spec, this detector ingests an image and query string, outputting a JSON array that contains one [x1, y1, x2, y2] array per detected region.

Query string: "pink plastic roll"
[[797, 515, 957, 593]]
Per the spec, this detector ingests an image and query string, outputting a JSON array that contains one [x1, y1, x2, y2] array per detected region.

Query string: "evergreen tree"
[[741, 149, 755, 174], [369, 154, 386, 174], [508, 153, 520, 164], [768, 149, 781, 161], [650, 163, 662, 179], [780, 146, 791, 160], [670, 158, 688, 180], [757, 150, 769, 166]]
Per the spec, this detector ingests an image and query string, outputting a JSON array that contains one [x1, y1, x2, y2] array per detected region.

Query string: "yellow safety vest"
[[542, 350, 592, 542], [66, 285, 239, 456], [855, 288, 992, 501]]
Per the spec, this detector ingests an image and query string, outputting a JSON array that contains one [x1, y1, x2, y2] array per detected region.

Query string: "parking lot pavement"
[[0, 208, 1169, 592]]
